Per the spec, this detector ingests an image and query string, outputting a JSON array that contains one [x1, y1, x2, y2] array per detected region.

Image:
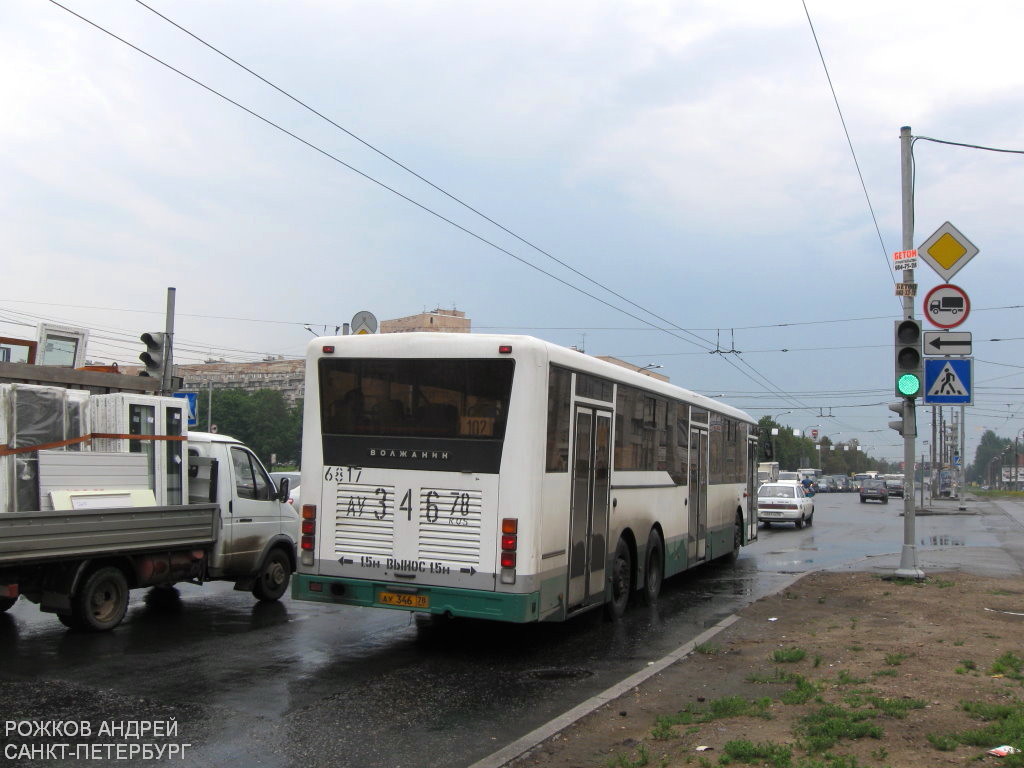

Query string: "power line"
[[46, 0, 729, 360], [801, 0, 896, 294], [915, 136, 1024, 155], [131, 1, 722, 354], [46, 1, 830, 417]]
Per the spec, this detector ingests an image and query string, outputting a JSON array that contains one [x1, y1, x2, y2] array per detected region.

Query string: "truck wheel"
[[641, 532, 663, 605], [253, 549, 291, 602], [71, 566, 129, 632], [603, 538, 632, 620], [0, 596, 16, 612]]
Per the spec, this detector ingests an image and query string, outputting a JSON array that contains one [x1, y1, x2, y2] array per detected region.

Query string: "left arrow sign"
[[924, 331, 971, 356]]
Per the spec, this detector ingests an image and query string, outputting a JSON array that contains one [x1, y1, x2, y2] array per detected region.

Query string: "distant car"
[[833, 476, 852, 493], [817, 477, 837, 493], [757, 482, 815, 528], [860, 479, 889, 504], [886, 478, 905, 498], [778, 471, 800, 483]]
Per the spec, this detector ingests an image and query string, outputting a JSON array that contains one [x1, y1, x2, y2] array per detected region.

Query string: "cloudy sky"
[[2, 0, 1022, 463]]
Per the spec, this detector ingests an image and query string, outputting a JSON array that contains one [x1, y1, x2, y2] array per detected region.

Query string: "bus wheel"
[[641, 532, 663, 605], [732, 514, 743, 553], [604, 538, 632, 620]]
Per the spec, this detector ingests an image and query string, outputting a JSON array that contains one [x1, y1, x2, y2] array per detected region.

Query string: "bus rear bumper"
[[292, 573, 541, 623]]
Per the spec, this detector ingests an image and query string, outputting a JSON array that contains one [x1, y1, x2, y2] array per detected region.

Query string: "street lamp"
[[637, 363, 663, 375], [987, 456, 1000, 489]]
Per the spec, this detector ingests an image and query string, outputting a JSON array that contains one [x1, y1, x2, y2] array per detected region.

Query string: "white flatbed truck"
[[0, 417, 299, 631]]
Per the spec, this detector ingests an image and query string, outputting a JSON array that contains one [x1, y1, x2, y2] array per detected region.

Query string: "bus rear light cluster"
[[300, 504, 317, 566], [500, 518, 517, 583]]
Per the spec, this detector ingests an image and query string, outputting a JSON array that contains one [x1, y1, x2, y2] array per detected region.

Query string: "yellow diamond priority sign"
[[917, 221, 978, 281]]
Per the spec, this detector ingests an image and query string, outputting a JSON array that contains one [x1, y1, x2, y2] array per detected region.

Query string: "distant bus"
[[292, 334, 758, 623]]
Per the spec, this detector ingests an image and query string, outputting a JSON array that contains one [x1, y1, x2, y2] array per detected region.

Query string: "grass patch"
[[694, 641, 722, 655], [954, 698, 1024, 764], [607, 743, 648, 767], [797, 704, 883, 752], [867, 695, 926, 719], [990, 651, 1024, 680], [847, 645, 864, 652], [927, 732, 959, 751], [651, 695, 771, 738], [835, 670, 866, 686], [781, 674, 819, 705], [772, 647, 807, 663], [883, 652, 907, 666], [955, 659, 978, 675], [721, 739, 792, 767], [872, 669, 897, 678]]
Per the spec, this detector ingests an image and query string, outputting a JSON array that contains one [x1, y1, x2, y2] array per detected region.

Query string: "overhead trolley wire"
[[48, 0, 827, 418], [46, 0, 719, 359]]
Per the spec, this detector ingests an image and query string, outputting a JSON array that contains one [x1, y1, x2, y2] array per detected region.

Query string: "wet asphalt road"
[[0, 492, 1010, 767]]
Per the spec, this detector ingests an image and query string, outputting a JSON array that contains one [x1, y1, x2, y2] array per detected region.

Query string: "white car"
[[757, 482, 815, 529]]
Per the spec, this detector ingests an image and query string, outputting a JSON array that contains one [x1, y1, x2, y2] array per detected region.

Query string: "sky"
[[2, 0, 1023, 464]]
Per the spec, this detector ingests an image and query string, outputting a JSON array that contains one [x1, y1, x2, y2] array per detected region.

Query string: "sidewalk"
[[477, 496, 1024, 768]]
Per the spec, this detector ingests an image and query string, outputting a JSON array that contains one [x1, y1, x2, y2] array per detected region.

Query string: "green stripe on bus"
[[292, 574, 541, 623]]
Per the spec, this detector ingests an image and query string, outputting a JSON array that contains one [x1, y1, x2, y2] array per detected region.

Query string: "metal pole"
[[162, 287, 176, 396], [207, 378, 213, 432], [896, 126, 923, 579]]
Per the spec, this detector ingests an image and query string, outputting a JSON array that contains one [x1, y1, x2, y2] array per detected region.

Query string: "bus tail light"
[[301, 504, 317, 565], [500, 518, 517, 584]]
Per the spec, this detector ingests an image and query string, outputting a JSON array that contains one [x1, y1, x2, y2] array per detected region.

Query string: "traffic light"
[[888, 400, 917, 437], [894, 319, 923, 397], [139, 332, 167, 380]]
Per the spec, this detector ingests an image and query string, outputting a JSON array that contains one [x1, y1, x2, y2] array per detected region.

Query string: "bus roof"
[[308, 332, 756, 426]]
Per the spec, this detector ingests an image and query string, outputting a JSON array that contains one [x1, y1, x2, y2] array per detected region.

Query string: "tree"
[[970, 430, 1012, 485], [194, 389, 302, 468]]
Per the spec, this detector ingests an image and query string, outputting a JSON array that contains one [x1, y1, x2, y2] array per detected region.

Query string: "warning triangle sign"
[[927, 362, 967, 397]]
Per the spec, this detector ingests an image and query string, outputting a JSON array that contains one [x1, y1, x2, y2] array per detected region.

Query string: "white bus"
[[292, 334, 758, 623]]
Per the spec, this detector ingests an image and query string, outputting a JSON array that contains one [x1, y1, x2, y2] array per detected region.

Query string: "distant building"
[[380, 308, 470, 334], [176, 358, 306, 404], [120, 310, 473, 403]]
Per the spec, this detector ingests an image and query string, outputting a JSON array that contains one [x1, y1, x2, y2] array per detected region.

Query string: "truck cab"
[[187, 432, 299, 593]]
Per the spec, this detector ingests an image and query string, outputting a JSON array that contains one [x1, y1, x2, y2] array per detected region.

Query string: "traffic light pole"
[[896, 126, 924, 579], [162, 287, 175, 396]]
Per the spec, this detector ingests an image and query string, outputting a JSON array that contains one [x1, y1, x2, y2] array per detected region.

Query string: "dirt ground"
[[508, 570, 1024, 768]]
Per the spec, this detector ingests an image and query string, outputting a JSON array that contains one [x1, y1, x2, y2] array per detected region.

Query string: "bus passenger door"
[[688, 428, 708, 562], [746, 439, 758, 543], [567, 408, 610, 610]]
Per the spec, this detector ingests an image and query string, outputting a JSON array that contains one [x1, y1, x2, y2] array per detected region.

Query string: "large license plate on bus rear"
[[379, 591, 429, 609]]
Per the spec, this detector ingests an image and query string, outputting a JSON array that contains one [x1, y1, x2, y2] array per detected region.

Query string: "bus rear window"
[[319, 358, 514, 440]]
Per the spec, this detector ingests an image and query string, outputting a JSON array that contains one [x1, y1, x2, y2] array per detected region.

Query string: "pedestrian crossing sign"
[[923, 357, 973, 405]]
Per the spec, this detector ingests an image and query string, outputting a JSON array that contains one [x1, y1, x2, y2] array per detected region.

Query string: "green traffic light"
[[897, 373, 921, 397]]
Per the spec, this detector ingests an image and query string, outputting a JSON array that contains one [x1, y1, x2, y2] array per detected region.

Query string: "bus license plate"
[[379, 591, 429, 609]]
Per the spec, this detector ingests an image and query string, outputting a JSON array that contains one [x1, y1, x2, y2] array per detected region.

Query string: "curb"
[[467, 571, 807, 768]]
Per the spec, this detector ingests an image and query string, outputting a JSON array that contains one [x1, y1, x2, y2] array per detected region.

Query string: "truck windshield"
[[318, 358, 514, 440]]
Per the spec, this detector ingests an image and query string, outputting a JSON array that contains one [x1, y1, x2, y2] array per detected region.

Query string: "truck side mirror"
[[278, 477, 290, 503]]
